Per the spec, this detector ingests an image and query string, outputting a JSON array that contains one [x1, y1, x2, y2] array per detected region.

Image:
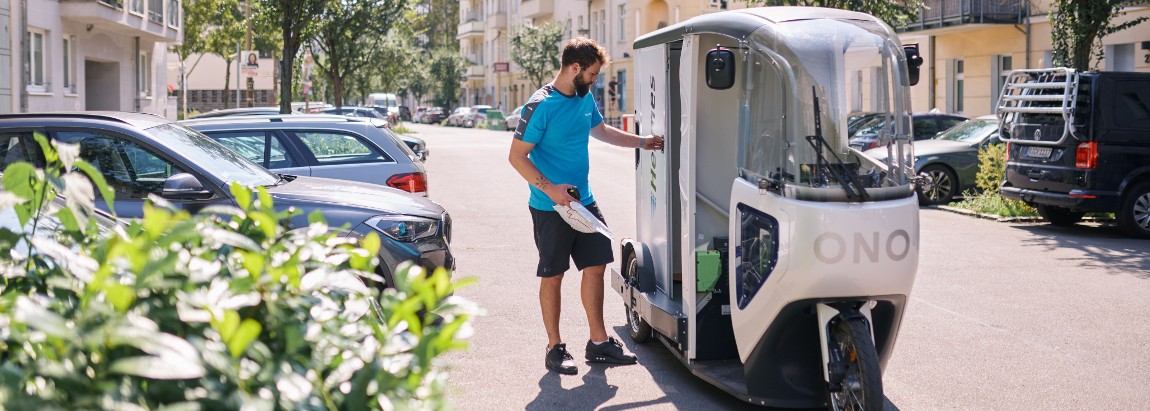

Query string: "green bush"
[[953, 142, 1037, 217], [0, 136, 477, 410], [392, 125, 415, 134]]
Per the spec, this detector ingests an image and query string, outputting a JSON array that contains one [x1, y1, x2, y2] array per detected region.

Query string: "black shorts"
[[530, 203, 614, 277]]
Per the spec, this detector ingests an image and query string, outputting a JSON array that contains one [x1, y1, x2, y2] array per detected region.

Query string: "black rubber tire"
[[1118, 182, 1150, 239], [1037, 205, 1086, 227], [623, 253, 652, 343], [827, 317, 884, 411], [916, 165, 958, 206]]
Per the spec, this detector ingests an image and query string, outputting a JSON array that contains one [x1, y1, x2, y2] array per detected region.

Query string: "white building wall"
[[12, 0, 180, 117]]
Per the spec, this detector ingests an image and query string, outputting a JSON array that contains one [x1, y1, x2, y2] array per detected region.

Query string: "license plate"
[[1026, 146, 1052, 158]]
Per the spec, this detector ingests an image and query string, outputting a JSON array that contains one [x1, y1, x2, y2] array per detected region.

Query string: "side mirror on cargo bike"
[[706, 47, 736, 90], [904, 43, 923, 86]]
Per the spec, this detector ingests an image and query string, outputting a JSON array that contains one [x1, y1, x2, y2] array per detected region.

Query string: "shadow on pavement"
[[1011, 222, 1150, 278], [526, 365, 618, 411]]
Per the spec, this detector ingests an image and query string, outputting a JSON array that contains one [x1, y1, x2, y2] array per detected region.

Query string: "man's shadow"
[[525, 364, 620, 411]]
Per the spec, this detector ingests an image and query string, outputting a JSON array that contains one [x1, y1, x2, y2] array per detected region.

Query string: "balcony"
[[457, 19, 484, 39], [60, 0, 181, 43], [487, 11, 507, 31], [898, 0, 1029, 34], [520, 0, 554, 19], [466, 64, 486, 79]]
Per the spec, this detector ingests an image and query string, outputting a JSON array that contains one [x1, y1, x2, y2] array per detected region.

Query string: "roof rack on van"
[[996, 68, 1080, 146]]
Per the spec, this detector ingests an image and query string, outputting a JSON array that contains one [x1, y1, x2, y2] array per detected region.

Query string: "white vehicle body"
[[611, 7, 922, 408]]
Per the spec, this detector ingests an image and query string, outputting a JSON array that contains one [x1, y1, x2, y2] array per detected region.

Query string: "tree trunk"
[[280, 23, 296, 114], [223, 59, 233, 108]]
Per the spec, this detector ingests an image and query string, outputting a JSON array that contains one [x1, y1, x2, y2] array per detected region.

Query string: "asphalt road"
[[404, 122, 1150, 410]]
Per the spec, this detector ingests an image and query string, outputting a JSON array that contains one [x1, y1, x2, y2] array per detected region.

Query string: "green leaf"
[[73, 160, 116, 208], [201, 226, 261, 251], [308, 209, 326, 225], [110, 355, 205, 380], [248, 211, 278, 239], [54, 203, 82, 233], [55, 141, 81, 171], [361, 232, 381, 257], [2, 162, 39, 226], [13, 296, 76, 340], [33, 133, 57, 166], [223, 310, 240, 342], [256, 186, 274, 213], [105, 283, 136, 313], [230, 182, 253, 211], [241, 250, 266, 280], [227, 319, 262, 358]]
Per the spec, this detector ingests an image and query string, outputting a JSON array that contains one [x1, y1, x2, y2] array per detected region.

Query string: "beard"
[[573, 72, 592, 97]]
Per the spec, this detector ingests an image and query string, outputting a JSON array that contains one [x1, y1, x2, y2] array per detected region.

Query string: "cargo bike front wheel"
[[826, 316, 884, 411]]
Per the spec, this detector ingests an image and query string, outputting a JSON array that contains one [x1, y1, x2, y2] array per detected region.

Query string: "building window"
[[954, 59, 964, 113], [616, 69, 626, 111], [27, 29, 47, 92], [618, 6, 626, 43], [130, 0, 144, 15], [991, 55, 1012, 110], [1106, 43, 1135, 71], [148, 0, 163, 22], [138, 51, 152, 97], [168, 0, 180, 27], [63, 36, 77, 94]]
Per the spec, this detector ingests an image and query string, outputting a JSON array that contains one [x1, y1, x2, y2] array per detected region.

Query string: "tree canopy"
[[745, 0, 923, 26], [1049, 0, 1147, 71], [509, 22, 564, 90]]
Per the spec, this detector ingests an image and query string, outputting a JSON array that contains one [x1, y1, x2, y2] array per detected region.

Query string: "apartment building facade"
[[462, 1, 1149, 122], [5, 0, 181, 117], [458, 0, 745, 125], [899, 1, 1150, 117]]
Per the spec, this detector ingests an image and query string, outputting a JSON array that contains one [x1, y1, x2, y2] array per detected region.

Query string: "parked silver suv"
[[183, 115, 430, 196]]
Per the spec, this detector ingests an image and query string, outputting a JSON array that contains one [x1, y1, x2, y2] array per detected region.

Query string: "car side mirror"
[[161, 173, 213, 200], [706, 47, 735, 90], [904, 43, 923, 86]]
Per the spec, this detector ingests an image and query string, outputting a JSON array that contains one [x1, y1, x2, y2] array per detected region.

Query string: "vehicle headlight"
[[365, 215, 438, 242]]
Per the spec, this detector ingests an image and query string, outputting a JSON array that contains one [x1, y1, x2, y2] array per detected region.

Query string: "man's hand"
[[641, 135, 665, 151], [546, 183, 579, 207]]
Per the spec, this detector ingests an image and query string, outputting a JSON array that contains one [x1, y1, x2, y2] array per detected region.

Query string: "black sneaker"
[[585, 337, 638, 364], [545, 343, 578, 375]]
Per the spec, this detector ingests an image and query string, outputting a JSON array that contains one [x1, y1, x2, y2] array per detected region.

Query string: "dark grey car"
[[866, 116, 1001, 206], [0, 112, 453, 286]]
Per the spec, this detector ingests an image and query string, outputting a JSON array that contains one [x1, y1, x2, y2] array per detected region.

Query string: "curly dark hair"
[[561, 37, 611, 69]]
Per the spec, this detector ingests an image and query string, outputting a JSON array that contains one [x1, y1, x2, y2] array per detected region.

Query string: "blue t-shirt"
[[514, 83, 604, 210]]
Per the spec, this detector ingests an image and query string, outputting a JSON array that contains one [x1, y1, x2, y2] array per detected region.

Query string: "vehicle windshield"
[[739, 17, 914, 202], [935, 119, 996, 143], [145, 123, 279, 186]]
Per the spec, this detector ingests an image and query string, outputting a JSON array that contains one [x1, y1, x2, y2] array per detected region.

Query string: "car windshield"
[[145, 123, 279, 186], [935, 119, 996, 143]]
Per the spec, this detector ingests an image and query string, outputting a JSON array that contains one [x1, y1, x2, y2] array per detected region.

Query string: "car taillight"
[[1075, 141, 1097, 169], [387, 172, 428, 193]]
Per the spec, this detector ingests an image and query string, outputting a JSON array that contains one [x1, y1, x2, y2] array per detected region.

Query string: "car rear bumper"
[[999, 186, 1121, 211]]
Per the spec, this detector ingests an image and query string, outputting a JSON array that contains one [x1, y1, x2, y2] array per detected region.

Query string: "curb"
[[934, 205, 1115, 224], [934, 205, 1044, 223]]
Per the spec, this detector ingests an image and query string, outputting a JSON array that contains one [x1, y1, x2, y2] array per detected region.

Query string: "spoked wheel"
[[623, 253, 652, 343], [916, 165, 957, 206], [1118, 183, 1150, 239], [826, 316, 883, 411]]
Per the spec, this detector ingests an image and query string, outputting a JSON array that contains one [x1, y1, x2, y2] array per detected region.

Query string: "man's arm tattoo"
[[534, 176, 550, 191]]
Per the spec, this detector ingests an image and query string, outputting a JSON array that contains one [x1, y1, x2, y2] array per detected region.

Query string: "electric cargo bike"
[[611, 7, 922, 409]]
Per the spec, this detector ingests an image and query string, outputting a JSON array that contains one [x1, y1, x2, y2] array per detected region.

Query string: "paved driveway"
[[407, 123, 1150, 410]]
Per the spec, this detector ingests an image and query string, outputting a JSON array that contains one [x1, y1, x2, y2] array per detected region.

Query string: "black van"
[[998, 68, 1150, 238]]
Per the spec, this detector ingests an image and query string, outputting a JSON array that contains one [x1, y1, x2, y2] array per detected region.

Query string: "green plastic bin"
[[696, 250, 721, 292]]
